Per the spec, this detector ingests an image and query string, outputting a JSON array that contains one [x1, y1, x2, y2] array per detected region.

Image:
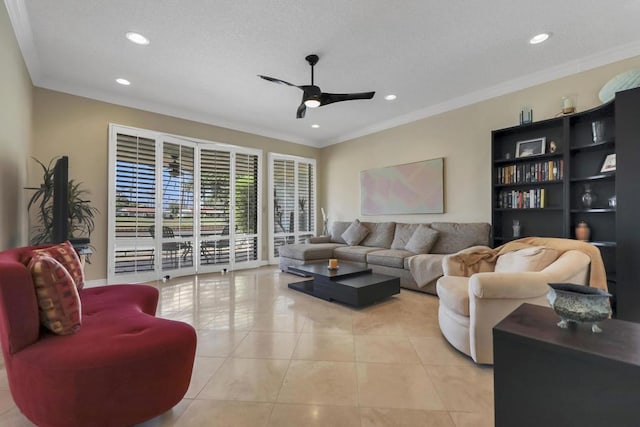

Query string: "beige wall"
[[319, 55, 640, 226], [29, 54, 640, 280], [0, 3, 32, 249], [32, 88, 319, 280]]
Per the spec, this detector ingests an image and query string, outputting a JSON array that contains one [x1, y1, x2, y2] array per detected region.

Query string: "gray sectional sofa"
[[279, 220, 490, 294]]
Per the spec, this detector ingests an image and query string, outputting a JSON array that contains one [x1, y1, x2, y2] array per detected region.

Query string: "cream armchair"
[[436, 246, 590, 364]]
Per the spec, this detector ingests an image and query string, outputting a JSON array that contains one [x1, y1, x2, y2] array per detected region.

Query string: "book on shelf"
[[497, 188, 546, 209], [496, 159, 563, 184]]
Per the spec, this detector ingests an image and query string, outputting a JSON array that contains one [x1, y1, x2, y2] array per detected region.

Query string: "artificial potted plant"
[[27, 157, 98, 258]]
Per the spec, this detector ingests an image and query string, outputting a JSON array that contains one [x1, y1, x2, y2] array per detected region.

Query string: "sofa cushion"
[[279, 243, 346, 261], [329, 221, 351, 244], [334, 246, 384, 263], [405, 225, 439, 254], [360, 222, 396, 248], [430, 222, 491, 254], [366, 249, 415, 269], [306, 236, 332, 244], [437, 276, 470, 317], [494, 246, 559, 273], [391, 223, 421, 249], [28, 254, 82, 335], [342, 220, 370, 246], [32, 240, 86, 290]]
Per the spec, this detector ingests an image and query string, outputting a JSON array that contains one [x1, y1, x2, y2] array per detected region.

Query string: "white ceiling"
[[7, 0, 640, 147]]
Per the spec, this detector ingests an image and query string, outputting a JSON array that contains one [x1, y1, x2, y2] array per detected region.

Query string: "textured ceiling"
[[8, 0, 640, 146]]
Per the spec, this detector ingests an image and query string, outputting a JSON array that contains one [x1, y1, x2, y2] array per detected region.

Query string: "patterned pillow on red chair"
[[32, 241, 86, 290], [28, 254, 82, 335]]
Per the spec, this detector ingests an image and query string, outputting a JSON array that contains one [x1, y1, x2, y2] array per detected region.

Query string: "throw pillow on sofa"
[[32, 241, 86, 290], [341, 219, 370, 246], [494, 246, 559, 273], [405, 225, 439, 254], [27, 254, 82, 335]]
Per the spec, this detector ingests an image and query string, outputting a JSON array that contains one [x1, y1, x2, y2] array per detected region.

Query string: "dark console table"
[[493, 303, 640, 427]]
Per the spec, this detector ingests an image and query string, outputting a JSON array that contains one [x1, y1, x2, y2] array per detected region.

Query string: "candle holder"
[[519, 107, 533, 125], [328, 258, 338, 270]]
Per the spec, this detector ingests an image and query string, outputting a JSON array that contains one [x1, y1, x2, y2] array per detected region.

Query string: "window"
[[269, 154, 317, 262], [108, 124, 262, 282]]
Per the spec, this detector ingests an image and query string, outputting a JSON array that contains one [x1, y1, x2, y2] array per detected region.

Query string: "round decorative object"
[[549, 141, 557, 153], [547, 283, 612, 333], [599, 69, 640, 103], [575, 221, 590, 241], [580, 184, 596, 208]]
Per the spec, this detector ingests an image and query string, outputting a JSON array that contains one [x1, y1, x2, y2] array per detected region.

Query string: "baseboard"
[[84, 278, 108, 288]]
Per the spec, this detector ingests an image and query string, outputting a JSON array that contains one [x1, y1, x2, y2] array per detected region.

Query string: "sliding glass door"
[[269, 154, 316, 263], [108, 124, 262, 282]]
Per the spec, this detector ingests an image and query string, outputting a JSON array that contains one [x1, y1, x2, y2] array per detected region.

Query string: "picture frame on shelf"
[[516, 137, 546, 158], [600, 153, 616, 173]]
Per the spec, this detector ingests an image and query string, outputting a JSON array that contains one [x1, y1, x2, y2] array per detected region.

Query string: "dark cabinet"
[[494, 304, 640, 427], [491, 87, 640, 320]]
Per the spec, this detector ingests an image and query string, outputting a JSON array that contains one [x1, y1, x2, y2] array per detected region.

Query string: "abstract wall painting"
[[360, 158, 444, 215]]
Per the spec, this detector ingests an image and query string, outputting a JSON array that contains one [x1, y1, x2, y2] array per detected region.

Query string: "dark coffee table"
[[287, 261, 400, 307]]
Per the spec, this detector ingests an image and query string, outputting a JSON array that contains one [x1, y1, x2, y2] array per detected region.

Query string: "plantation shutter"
[[234, 153, 259, 262], [270, 155, 316, 260], [297, 162, 315, 241], [199, 148, 231, 265], [160, 142, 195, 270], [272, 158, 296, 257], [110, 124, 263, 281], [113, 133, 157, 274]]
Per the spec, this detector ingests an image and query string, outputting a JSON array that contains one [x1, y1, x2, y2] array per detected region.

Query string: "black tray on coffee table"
[[287, 261, 400, 307]]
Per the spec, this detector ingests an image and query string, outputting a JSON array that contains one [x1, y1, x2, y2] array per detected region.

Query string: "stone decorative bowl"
[[547, 283, 612, 333]]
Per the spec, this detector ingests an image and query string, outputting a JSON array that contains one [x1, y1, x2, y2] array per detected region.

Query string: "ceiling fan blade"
[[320, 91, 375, 106], [296, 102, 306, 119], [258, 75, 300, 88]]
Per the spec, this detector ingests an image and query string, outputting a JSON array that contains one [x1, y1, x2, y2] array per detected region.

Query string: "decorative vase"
[[580, 184, 596, 208], [512, 220, 521, 238], [547, 283, 612, 333], [591, 121, 605, 143], [575, 221, 590, 241]]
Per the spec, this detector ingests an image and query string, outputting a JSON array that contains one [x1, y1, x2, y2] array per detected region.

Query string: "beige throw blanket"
[[408, 255, 445, 288], [448, 237, 607, 290]]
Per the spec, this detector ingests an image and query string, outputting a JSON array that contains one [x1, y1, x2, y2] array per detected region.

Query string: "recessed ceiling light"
[[384, 94, 397, 101], [116, 78, 131, 86], [311, 124, 320, 129], [529, 33, 550, 45], [125, 32, 150, 45]]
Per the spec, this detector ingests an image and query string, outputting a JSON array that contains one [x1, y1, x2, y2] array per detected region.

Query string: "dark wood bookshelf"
[[495, 181, 563, 188], [570, 138, 615, 152], [491, 87, 640, 321], [570, 173, 615, 182], [494, 207, 563, 212], [493, 152, 563, 165]]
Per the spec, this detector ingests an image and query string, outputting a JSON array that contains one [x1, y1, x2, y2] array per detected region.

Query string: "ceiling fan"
[[258, 54, 375, 119]]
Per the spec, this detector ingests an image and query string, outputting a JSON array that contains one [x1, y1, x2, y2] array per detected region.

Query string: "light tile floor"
[[0, 266, 494, 426]]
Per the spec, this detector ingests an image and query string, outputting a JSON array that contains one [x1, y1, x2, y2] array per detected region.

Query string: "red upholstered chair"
[[0, 246, 197, 427]]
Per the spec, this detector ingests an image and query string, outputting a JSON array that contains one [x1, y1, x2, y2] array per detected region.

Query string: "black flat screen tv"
[[52, 156, 69, 243]]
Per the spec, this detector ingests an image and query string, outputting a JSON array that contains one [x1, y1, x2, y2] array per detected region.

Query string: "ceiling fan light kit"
[[259, 54, 375, 118]]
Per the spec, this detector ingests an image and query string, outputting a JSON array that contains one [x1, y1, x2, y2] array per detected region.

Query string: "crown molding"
[[320, 40, 640, 147], [35, 76, 319, 148], [4, 0, 41, 82], [7, 0, 640, 150]]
